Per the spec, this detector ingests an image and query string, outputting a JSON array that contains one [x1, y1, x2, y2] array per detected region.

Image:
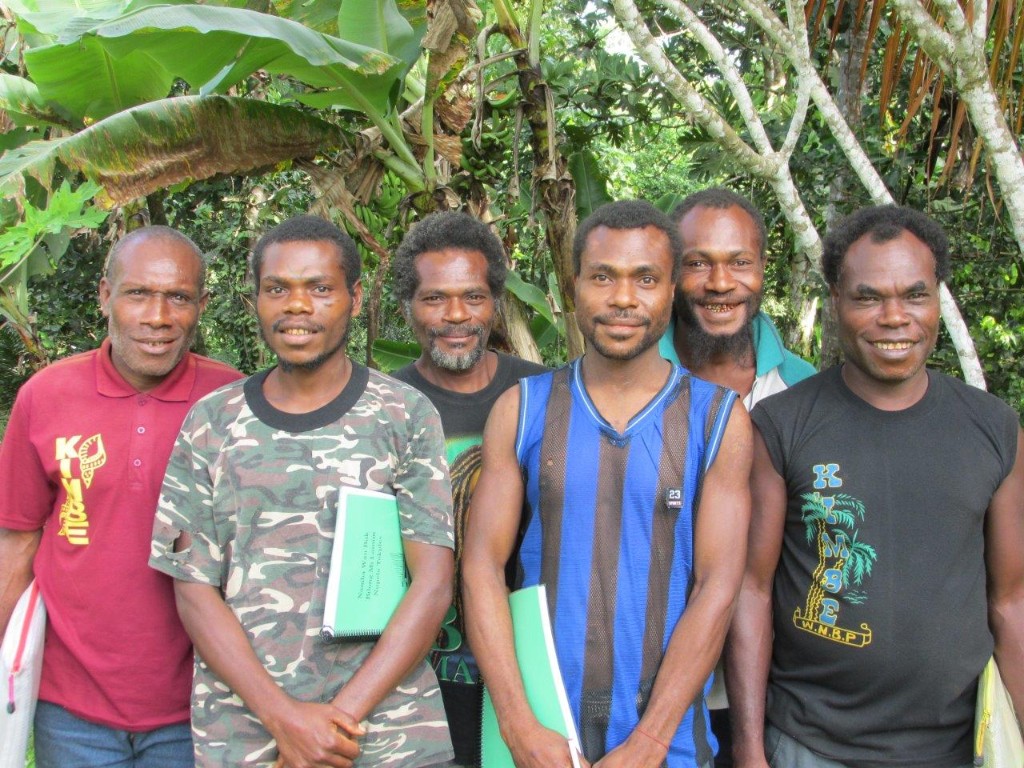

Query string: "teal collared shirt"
[[658, 311, 816, 409]]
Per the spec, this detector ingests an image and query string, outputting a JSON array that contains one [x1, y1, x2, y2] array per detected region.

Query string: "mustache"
[[593, 311, 651, 326], [427, 324, 486, 339], [271, 319, 325, 333]]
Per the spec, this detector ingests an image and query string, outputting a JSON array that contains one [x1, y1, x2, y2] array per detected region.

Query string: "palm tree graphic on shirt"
[[793, 492, 877, 647]]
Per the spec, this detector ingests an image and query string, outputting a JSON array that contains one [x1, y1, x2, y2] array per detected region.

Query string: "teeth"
[[283, 329, 313, 335], [705, 304, 735, 313], [874, 341, 912, 350]]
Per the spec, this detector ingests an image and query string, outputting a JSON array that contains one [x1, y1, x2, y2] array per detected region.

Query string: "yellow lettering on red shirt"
[[55, 433, 105, 546]]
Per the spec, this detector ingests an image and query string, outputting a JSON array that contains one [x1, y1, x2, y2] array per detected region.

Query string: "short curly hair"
[[670, 187, 767, 260], [392, 212, 507, 305], [823, 205, 950, 288], [573, 200, 683, 280], [251, 215, 361, 292]]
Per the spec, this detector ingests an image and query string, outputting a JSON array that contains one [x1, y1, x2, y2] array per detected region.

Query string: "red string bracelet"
[[635, 724, 670, 752]]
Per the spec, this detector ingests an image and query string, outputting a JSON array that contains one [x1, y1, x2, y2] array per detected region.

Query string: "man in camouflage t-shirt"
[[150, 216, 455, 768]]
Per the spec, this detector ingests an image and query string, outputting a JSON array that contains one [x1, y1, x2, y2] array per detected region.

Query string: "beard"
[[674, 294, 759, 369], [426, 323, 487, 372]]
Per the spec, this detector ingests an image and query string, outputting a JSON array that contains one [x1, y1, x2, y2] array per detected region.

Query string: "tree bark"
[[498, 294, 543, 364], [821, 10, 870, 370]]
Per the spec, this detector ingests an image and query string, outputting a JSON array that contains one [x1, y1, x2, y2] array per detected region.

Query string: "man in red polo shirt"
[[0, 226, 241, 767]]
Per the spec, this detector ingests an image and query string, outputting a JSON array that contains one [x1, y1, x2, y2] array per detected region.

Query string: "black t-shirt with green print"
[[751, 366, 1018, 768]]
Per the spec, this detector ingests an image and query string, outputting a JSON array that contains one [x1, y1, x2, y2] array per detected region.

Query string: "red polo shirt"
[[0, 339, 241, 730]]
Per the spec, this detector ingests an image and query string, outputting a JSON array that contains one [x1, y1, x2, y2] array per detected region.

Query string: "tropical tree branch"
[[373, 148, 427, 192], [658, 0, 778, 158], [732, 0, 892, 202], [886, 0, 954, 69], [778, 70, 812, 161], [890, 0, 1024, 266], [611, 0, 772, 176], [929, 0, 982, 43]]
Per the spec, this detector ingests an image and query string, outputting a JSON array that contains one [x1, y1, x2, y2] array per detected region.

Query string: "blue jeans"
[[34, 701, 193, 768]]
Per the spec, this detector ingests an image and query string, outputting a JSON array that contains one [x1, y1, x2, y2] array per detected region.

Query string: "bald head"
[[105, 226, 206, 294]]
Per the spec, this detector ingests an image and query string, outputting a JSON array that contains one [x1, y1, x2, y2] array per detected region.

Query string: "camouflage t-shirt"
[[150, 364, 455, 767]]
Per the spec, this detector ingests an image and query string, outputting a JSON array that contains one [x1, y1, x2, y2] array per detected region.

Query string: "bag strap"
[[7, 580, 41, 714]]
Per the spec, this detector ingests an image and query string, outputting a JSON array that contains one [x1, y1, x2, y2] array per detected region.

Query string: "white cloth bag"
[[0, 580, 46, 768], [975, 656, 1024, 768]]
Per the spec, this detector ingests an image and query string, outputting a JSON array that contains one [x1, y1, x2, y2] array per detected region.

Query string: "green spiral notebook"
[[321, 487, 408, 642], [480, 584, 582, 768]]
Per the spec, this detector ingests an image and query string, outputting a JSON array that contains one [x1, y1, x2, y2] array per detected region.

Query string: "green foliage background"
[[0, 0, 1021, 428]]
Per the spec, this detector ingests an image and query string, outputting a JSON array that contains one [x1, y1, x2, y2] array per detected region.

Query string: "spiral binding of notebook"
[[321, 488, 408, 642]]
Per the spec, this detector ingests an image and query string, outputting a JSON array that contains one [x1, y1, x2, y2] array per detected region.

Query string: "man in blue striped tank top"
[[464, 201, 752, 768]]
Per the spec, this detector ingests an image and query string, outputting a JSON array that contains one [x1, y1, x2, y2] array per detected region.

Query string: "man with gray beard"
[[658, 188, 815, 766], [391, 211, 547, 768]]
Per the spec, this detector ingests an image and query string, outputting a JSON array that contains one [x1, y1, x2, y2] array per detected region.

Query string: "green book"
[[480, 584, 582, 768], [321, 487, 408, 642]]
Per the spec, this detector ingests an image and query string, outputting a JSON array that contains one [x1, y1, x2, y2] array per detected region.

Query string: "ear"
[[98, 277, 113, 317], [197, 290, 210, 314], [350, 280, 364, 317]]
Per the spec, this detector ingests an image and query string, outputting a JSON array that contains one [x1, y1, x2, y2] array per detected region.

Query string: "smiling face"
[[256, 240, 362, 374], [832, 229, 940, 402], [673, 204, 764, 361], [407, 248, 495, 374], [574, 225, 675, 362], [99, 235, 207, 392]]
